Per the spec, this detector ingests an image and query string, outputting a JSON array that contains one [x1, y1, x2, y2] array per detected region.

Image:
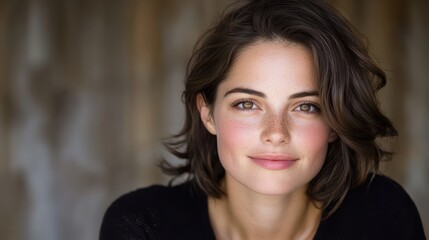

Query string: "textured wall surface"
[[0, 0, 427, 239]]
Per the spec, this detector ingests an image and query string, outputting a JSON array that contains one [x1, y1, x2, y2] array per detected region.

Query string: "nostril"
[[262, 124, 289, 145], [264, 133, 287, 145]]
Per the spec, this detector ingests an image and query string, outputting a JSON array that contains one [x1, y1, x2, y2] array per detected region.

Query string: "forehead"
[[218, 40, 317, 93]]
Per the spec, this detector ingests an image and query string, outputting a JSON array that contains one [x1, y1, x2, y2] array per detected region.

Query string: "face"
[[198, 40, 336, 196]]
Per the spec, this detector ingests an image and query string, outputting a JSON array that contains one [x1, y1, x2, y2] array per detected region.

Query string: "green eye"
[[232, 99, 258, 110], [242, 101, 254, 109], [295, 103, 320, 113], [299, 104, 311, 112]]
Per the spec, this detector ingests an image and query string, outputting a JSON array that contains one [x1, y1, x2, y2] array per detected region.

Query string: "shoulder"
[[104, 182, 194, 214], [346, 175, 422, 222], [99, 181, 212, 240], [317, 174, 426, 239]]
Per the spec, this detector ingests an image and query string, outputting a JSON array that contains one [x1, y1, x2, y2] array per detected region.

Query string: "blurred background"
[[0, 0, 427, 239]]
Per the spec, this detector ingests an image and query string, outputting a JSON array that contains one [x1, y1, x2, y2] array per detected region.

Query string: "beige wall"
[[0, 0, 427, 239]]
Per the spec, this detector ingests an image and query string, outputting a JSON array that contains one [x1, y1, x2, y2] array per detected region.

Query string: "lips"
[[249, 154, 298, 170]]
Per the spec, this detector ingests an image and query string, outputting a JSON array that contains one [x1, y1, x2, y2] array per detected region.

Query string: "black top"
[[100, 175, 426, 239]]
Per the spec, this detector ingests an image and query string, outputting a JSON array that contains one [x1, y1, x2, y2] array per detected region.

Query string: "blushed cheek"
[[215, 117, 258, 157], [297, 122, 331, 162]]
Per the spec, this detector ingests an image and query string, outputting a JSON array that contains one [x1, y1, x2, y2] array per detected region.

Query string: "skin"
[[198, 40, 337, 240]]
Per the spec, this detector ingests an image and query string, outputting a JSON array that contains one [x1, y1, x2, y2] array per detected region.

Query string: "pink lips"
[[249, 154, 298, 170]]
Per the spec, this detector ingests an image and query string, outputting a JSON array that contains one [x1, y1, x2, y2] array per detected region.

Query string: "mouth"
[[248, 154, 298, 170]]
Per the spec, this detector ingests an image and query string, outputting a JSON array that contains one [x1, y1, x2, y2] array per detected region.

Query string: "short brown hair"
[[162, 0, 397, 217]]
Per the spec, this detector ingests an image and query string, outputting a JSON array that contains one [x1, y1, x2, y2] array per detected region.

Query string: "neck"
[[208, 177, 322, 240]]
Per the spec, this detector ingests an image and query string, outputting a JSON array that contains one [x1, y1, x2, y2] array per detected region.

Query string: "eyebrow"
[[224, 88, 266, 98], [288, 91, 319, 99], [224, 87, 319, 99]]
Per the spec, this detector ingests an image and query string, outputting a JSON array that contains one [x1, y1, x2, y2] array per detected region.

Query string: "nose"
[[261, 112, 289, 145]]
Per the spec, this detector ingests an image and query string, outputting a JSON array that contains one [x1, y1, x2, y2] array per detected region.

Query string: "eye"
[[232, 99, 259, 110], [295, 102, 320, 113]]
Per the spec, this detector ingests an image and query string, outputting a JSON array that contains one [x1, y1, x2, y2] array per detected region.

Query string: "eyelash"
[[295, 101, 321, 113], [231, 99, 258, 111], [230, 99, 321, 113]]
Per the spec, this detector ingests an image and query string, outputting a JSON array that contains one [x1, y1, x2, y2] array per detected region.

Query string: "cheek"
[[215, 116, 256, 148], [294, 121, 331, 160], [213, 113, 261, 163], [300, 124, 330, 144], [294, 117, 331, 143]]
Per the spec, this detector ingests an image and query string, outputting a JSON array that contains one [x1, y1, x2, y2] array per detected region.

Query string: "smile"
[[248, 154, 298, 170]]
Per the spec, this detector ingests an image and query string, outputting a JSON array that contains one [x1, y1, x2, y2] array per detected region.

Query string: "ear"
[[196, 93, 217, 135], [328, 129, 338, 142]]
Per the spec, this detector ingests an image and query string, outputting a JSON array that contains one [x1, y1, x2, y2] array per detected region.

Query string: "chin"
[[245, 179, 308, 197]]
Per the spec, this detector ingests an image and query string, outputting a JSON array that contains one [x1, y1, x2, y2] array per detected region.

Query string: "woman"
[[100, 0, 426, 239]]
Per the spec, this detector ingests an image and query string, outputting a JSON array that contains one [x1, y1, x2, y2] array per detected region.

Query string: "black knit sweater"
[[100, 175, 426, 240]]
